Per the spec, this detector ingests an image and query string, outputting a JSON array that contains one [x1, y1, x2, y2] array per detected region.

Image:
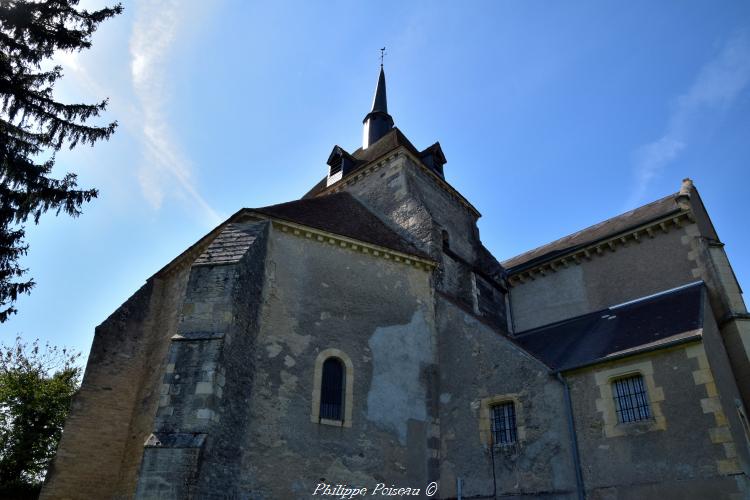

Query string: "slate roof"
[[194, 221, 268, 266], [502, 192, 681, 272], [514, 281, 704, 372], [251, 192, 431, 261], [303, 128, 421, 199]]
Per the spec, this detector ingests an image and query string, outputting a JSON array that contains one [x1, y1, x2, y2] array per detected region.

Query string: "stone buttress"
[[134, 221, 269, 499]]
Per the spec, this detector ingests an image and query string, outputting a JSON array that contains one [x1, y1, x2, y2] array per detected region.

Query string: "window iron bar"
[[613, 375, 651, 423]]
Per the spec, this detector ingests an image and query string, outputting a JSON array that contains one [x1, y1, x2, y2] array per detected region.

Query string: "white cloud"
[[627, 32, 750, 206], [129, 0, 223, 225]]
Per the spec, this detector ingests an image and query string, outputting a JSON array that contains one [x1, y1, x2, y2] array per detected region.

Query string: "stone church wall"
[[341, 151, 504, 322], [510, 224, 697, 332], [135, 221, 270, 499], [565, 298, 750, 499], [342, 153, 480, 265], [41, 266, 192, 499], [234, 226, 439, 498], [435, 294, 578, 499]]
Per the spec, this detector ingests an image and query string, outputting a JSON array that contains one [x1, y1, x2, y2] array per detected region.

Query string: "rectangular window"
[[613, 375, 651, 423], [491, 402, 517, 445]]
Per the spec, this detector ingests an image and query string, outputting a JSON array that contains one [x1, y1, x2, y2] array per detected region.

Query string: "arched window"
[[311, 349, 354, 427], [320, 358, 345, 421]]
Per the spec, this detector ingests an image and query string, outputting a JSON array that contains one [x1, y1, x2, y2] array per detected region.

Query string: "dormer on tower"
[[325, 145, 357, 187], [362, 65, 394, 149]]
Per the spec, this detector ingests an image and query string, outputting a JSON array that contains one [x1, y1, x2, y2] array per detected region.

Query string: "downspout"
[[555, 372, 585, 500]]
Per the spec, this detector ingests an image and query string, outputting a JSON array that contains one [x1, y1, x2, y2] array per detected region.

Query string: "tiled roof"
[[194, 221, 268, 266], [251, 192, 431, 260], [514, 281, 704, 372], [502, 193, 681, 272]]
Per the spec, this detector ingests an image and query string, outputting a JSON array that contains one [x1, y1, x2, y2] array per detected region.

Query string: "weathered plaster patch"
[[324, 458, 375, 487], [265, 343, 282, 358], [283, 332, 312, 357], [280, 370, 298, 392], [366, 310, 434, 444]]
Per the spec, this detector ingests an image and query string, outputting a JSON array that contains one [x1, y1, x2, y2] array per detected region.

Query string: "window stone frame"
[[311, 348, 354, 428], [594, 359, 666, 438], [478, 394, 525, 447]]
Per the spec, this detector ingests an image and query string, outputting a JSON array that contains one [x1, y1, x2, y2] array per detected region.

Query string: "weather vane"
[[380, 47, 386, 66]]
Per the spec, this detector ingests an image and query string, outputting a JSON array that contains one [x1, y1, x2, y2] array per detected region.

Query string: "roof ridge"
[[515, 280, 704, 336], [610, 280, 703, 309], [502, 191, 680, 269], [250, 192, 431, 261]]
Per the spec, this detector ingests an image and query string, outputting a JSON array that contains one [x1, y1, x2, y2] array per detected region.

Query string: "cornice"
[[507, 210, 695, 287], [318, 147, 481, 218], [249, 216, 437, 271]]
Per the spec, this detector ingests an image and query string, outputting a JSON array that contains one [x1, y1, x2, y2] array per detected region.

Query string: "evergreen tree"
[[0, 0, 122, 322]]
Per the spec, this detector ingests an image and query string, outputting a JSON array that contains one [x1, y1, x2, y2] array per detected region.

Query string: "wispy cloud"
[[130, 0, 223, 224], [627, 32, 750, 206]]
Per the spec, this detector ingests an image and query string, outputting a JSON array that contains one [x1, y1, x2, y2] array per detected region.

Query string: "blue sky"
[[3, 1, 749, 364]]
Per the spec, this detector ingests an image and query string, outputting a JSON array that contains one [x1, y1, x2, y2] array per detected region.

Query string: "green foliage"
[[0, 337, 81, 495], [0, 0, 122, 322]]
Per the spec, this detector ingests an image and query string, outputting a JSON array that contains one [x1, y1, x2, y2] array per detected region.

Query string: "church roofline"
[[149, 188, 440, 281], [514, 280, 706, 373], [149, 206, 436, 286], [502, 185, 699, 281], [309, 129, 481, 218], [505, 207, 693, 286], [254, 216, 436, 270], [557, 330, 703, 374], [152, 209, 244, 280]]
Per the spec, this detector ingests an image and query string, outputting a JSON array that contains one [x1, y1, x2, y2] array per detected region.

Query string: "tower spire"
[[362, 52, 394, 149]]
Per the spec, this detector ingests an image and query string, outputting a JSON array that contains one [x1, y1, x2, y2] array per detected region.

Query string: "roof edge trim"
[[507, 209, 692, 284], [240, 210, 437, 270], [610, 280, 704, 310], [556, 330, 703, 374], [153, 209, 245, 280]]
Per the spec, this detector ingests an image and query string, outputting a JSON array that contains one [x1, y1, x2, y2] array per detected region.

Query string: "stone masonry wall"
[[436, 294, 577, 499], [339, 151, 506, 328], [41, 264, 193, 500], [510, 224, 697, 332], [234, 226, 438, 498], [135, 221, 269, 499], [566, 330, 748, 499]]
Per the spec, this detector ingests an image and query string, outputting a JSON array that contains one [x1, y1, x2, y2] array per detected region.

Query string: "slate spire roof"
[[370, 65, 388, 113], [362, 65, 395, 149]]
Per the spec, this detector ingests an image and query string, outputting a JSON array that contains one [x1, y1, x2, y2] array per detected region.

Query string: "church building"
[[42, 65, 750, 499]]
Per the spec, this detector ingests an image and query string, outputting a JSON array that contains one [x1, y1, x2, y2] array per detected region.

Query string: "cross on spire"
[[380, 47, 386, 67]]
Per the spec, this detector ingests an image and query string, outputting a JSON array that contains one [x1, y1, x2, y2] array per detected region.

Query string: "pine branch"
[[0, 0, 121, 322]]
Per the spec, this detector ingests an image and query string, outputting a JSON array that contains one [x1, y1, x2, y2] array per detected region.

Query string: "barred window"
[[319, 358, 345, 421], [491, 402, 517, 445], [613, 375, 651, 423]]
